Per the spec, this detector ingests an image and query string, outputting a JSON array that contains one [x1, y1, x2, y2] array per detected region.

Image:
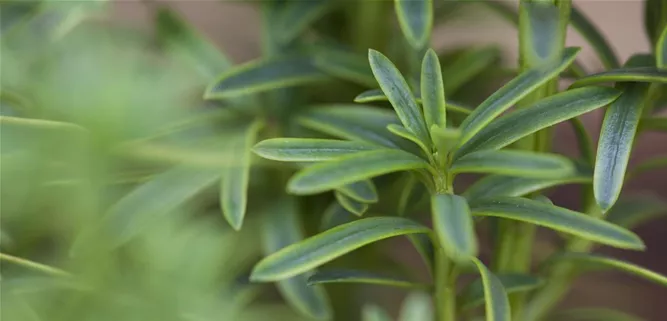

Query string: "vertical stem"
[[435, 245, 457, 321], [352, 0, 387, 52]]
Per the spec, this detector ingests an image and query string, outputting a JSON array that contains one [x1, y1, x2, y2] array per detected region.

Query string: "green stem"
[[435, 246, 457, 321], [352, 0, 387, 52]]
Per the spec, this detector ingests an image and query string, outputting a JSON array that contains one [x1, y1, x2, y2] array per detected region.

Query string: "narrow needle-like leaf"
[[451, 150, 575, 179], [395, 0, 433, 50], [421, 49, 447, 129], [253, 138, 382, 162]]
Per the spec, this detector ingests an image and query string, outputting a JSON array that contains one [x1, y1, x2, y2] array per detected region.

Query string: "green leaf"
[[250, 217, 430, 281], [222, 120, 263, 230], [261, 196, 332, 320], [639, 116, 667, 131], [387, 124, 431, 155], [274, 0, 332, 45], [420, 49, 447, 129], [395, 0, 433, 50], [288, 149, 430, 195], [253, 138, 382, 162], [337, 180, 379, 204], [407, 233, 434, 275], [463, 165, 591, 201], [545, 252, 667, 286], [155, 7, 232, 80], [307, 269, 427, 289], [455, 87, 621, 159], [398, 291, 434, 321], [314, 49, 376, 87], [362, 305, 392, 321], [519, 1, 567, 66], [451, 150, 575, 179], [605, 195, 667, 229], [469, 197, 644, 250], [570, 67, 667, 88], [441, 46, 501, 94], [658, 26, 667, 68], [398, 174, 427, 216], [297, 105, 411, 150], [431, 194, 478, 263], [569, 117, 595, 165], [458, 47, 580, 143], [629, 156, 667, 178], [430, 125, 461, 157], [644, 0, 667, 49], [570, 7, 620, 69], [470, 257, 511, 321], [551, 308, 645, 321], [354, 89, 473, 115], [460, 273, 544, 310], [334, 191, 369, 216], [205, 55, 327, 99], [319, 201, 357, 232], [369, 50, 430, 144], [594, 83, 650, 212]]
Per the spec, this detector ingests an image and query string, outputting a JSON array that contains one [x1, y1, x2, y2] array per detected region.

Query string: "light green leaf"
[[155, 7, 232, 80], [205, 55, 327, 99], [639, 116, 667, 131], [395, 0, 433, 50], [431, 193, 478, 264], [288, 149, 430, 195], [369, 50, 430, 144], [430, 125, 461, 157], [319, 201, 357, 232], [387, 124, 431, 155], [334, 191, 369, 216], [297, 105, 411, 150], [605, 195, 667, 229], [570, 7, 620, 69], [261, 196, 332, 320], [337, 180, 379, 204], [570, 67, 667, 88], [362, 305, 392, 321], [545, 252, 667, 286], [250, 217, 430, 281], [659, 26, 667, 68], [275, 0, 332, 45], [451, 150, 575, 179], [470, 257, 511, 321], [314, 49, 376, 87], [441, 46, 501, 93], [551, 308, 645, 321], [307, 269, 427, 289], [222, 120, 263, 230], [460, 273, 544, 310], [594, 83, 650, 212], [398, 291, 434, 321], [253, 138, 382, 162], [458, 47, 580, 143], [354, 89, 473, 115], [420, 49, 447, 129], [463, 165, 591, 201], [455, 87, 621, 159], [469, 197, 644, 250]]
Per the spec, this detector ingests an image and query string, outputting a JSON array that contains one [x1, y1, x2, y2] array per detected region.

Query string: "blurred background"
[[1, 1, 666, 320]]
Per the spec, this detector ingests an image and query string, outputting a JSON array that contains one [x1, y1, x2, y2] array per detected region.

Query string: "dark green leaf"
[[469, 197, 644, 250], [639, 116, 667, 131], [594, 83, 650, 212], [275, 0, 332, 44], [644, 0, 667, 48], [334, 191, 369, 216], [369, 50, 430, 144], [605, 195, 667, 229], [319, 201, 356, 232], [250, 217, 430, 281], [570, 7, 620, 69], [307, 269, 427, 289], [455, 87, 621, 159], [354, 89, 473, 115], [460, 273, 544, 310], [431, 194, 478, 263], [205, 55, 327, 99], [551, 308, 645, 321], [222, 121, 263, 230], [253, 138, 382, 162], [459, 47, 580, 143], [288, 149, 430, 195], [659, 26, 667, 68], [421, 49, 447, 128], [398, 291, 434, 321], [441, 46, 501, 93], [545, 252, 667, 286], [387, 124, 431, 155], [261, 196, 332, 320], [337, 180, 379, 204], [451, 150, 575, 179], [463, 165, 591, 201], [395, 0, 433, 50], [519, 1, 566, 66], [470, 257, 511, 321], [398, 174, 427, 216], [570, 67, 667, 88], [407, 233, 434, 275], [362, 305, 392, 321], [314, 49, 376, 87], [569, 117, 595, 165], [629, 156, 667, 178]]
